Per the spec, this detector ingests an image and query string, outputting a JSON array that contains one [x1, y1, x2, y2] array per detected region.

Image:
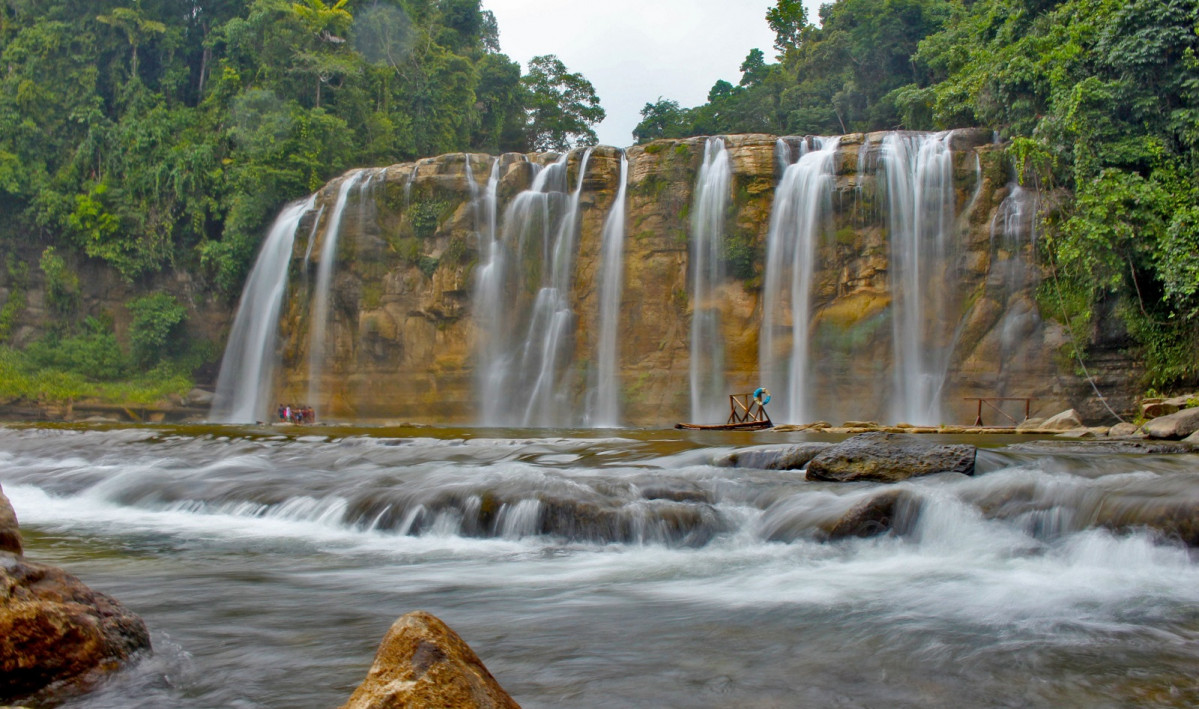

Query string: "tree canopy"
[[0, 0, 605, 294]]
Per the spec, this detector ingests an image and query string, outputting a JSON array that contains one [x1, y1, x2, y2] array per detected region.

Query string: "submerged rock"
[[805, 432, 976, 483], [1094, 500, 1199, 548], [826, 490, 921, 540], [341, 611, 520, 709], [0, 556, 151, 704], [715, 443, 833, 470], [0, 485, 20, 556]]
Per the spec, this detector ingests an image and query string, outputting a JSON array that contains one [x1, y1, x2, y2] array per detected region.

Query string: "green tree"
[[632, 98, 691, 143], [767, 0, 809, 58], [521, 54, 605, 151]]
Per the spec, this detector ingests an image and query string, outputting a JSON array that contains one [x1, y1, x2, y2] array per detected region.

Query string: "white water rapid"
[[210, 196, 315, 423], [4, 426, 1199, 707]]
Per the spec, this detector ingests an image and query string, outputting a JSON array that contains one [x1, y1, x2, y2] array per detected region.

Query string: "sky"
[[485, 0, 783, 148]]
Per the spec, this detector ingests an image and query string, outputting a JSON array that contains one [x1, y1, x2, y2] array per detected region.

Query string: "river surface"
[[3, 424, 1198, 708]]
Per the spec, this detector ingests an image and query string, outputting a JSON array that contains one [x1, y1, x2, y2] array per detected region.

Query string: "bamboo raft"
[[675, 393, 773, 431]]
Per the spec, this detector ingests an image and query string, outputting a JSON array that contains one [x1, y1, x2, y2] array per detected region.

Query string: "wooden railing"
[[728, 394, 772, 425], [963, 397, 1034, 427]]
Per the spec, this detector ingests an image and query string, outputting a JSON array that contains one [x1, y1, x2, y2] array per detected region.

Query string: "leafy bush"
[[24, 326, 128, 382], [127, 293, 187, 367], [39, 246, 80, 315]]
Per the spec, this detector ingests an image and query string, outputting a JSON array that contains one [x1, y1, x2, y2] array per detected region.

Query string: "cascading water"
[[307, 170, 368, 411], [475, 157, 548, 427], [477, 150, 591, 426], [989, 182, 1042, 388], [882, 132, 957, 425], [689, 138, 732, 423], [210, 196, 316, 423], [519, 148, 591, 426], [759, 136, 840, 423], [590, 151, 630, 427]]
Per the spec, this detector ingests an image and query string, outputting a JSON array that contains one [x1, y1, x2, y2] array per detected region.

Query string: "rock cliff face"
[[264, 131, 1139, 426]]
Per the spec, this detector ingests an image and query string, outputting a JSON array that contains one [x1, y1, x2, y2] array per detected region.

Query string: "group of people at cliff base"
[[277, 404, 315, 424]]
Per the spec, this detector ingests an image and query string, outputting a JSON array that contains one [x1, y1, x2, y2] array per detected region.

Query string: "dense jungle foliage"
[[0, 0, 604, 292], [637, 0, 1199, 388], [0, 0, 603, 401]]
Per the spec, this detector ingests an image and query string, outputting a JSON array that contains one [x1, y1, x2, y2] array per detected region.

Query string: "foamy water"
[[3, 425, 1197, 707]]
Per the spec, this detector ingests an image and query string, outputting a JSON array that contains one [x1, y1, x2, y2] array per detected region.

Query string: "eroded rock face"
[[341, 611, 520, 709], [269, 133, 1140, 426], [0, 484, 21, 556], [0, 556, 151, 704], [806, 432, 976, 483]]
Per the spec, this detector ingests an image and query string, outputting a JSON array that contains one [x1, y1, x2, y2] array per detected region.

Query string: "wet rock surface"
[[715, 443, 834, 470], [805, 433, 977, 483], [341, 611, 520, 709], [826, 490, 921, 540], [0, 485, 20, 556], [0, 556, 151, 704], [1006, 439, 1191, 455]]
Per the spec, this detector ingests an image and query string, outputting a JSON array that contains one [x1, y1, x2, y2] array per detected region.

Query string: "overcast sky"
[[485, 1, 786, 148]]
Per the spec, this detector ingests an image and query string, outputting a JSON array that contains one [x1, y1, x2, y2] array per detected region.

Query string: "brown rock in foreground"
[[806, 432, 977, 483], [342, 611, 520, 709], [0, 484, 21, 556], [0, 556, 151, 704]]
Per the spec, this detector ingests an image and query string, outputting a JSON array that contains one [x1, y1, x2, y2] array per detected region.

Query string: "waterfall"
[[210, 196, 316, 423], [689, 138, 732, 423], [882, 132, 956, 425], [477, 150, 591, 427], [759, 136, 840, 424], [590, 151, 630, 427], [520, 148, 591, 426], [307, 170, 368, 411], [990, 182, 1042, 389]]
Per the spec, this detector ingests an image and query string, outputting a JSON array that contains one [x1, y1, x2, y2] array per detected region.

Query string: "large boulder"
[[805, 432, 977, 483], [0, 485, 20, 556], [1039, 409, 1085, 431], [1142, 407, 1199, 439], [342, 611, 520, 709], [715, 443, 833, 470], [1, 556, 152, 704]]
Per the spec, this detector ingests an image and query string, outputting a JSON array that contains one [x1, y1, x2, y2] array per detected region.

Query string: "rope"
[[1045, 246, 1128, 424]]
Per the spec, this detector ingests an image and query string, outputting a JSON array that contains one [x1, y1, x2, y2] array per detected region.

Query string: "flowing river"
[[3, 424, 1198, 708]]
